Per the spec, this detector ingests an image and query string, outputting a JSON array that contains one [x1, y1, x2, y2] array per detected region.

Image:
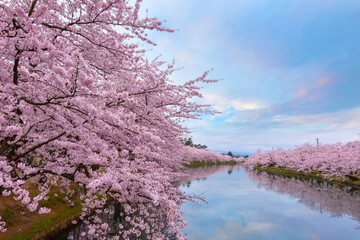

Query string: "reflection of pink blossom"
[[176, 164, 242, 187], [247, 169, 360, 222]]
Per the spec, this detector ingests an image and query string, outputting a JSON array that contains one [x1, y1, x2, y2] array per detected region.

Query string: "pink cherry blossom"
[[38, 207, 51, 214], [0, 0, 226, 239], [246, 141, 360, 178]]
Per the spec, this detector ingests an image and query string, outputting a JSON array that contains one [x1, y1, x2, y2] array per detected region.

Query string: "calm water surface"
[[58, 165, 360, 239], [179, 165, 360, 240]]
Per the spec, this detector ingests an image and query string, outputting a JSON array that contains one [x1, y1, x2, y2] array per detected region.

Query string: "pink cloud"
[[297, 88, 308, 97], [316, 77, 330, 87]]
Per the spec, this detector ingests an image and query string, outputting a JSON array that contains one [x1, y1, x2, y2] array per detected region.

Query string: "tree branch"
[[11, 132, 66, 162], [28, 0, 38, 17], [13, 55, 20, 85], [4, 118, 53, 156]]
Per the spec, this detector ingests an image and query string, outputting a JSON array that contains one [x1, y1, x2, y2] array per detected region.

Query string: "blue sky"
[[140, 0, 360, 154]]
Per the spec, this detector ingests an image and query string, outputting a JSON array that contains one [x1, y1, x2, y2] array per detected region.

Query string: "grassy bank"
[[0, 177, 82, 240], [184, 160, 240, 168], [253, 166, 360, 189], [2, 161, 239, 239]]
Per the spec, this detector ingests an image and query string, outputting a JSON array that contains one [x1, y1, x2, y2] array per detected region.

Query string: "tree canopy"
[[0, 0, 218, 238]]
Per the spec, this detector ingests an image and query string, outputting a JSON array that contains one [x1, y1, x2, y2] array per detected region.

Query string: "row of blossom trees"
[[180, 146, 239, 164], [0, 0, 227, 238], [245, 141, 360, 177]]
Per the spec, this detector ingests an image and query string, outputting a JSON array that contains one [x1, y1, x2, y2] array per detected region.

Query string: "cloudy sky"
[[140, 0, 360, 154]]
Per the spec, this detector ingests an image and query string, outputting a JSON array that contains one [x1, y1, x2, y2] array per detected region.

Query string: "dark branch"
[[11, 132, 66, 162], [4, 118, 52, 156], [28, 0, 38, 17], [13, 56, 20, 85]]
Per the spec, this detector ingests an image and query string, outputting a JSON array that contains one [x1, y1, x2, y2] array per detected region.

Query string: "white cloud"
[[203, 94, 267, 112], [213, 219, 279, 240], [186, 106, 360, 154], [275, 107, 360, 130]]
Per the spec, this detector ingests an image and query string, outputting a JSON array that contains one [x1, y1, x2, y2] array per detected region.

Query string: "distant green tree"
[[227, 151, 233, 157], [184, 138, 193, 146], [180, 138, 207, 149], [194, 143, 207, 149]]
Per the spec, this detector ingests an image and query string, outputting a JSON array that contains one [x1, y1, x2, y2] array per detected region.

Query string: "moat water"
[[56, 165, 360, 239]]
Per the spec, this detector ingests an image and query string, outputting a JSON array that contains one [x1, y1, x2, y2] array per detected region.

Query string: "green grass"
[[0, 176, 83, 240], [1, 208, 14, 226], [254, 165, 360, 189], [254, 166, 321, 177], [9, 202, 82, 240]]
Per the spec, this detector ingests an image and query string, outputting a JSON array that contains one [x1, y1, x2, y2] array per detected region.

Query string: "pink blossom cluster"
[[180, 146, 242, 163], [246, 141, 360, 177], [0, 0, 218, 238], [0, 217, 6, 233], [68, 201, 189, 240], [38, 207, 51, 214]]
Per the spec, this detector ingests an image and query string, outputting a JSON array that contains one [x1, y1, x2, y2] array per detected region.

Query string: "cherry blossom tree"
[[245, 141, 360, 178], [180, 146, 240, 164], [0, 0, 220, 238]]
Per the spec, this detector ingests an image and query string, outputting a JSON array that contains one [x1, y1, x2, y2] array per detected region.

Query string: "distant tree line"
[[180, 139, 249, 159], [225, 151, 248, 158], [180, 138, 208, 149]]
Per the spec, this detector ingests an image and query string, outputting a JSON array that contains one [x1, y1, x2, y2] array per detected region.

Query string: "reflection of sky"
[[180, 166, 360, 240]]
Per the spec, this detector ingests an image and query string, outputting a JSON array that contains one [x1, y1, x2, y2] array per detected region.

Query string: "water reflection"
[[174, 165, 242, 187], [57, 165, 242, 240], [54, 203, 178, 240], [180, 165, 360, 240], [247, 169, 360, 222], [56, 165, 360, 240]]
